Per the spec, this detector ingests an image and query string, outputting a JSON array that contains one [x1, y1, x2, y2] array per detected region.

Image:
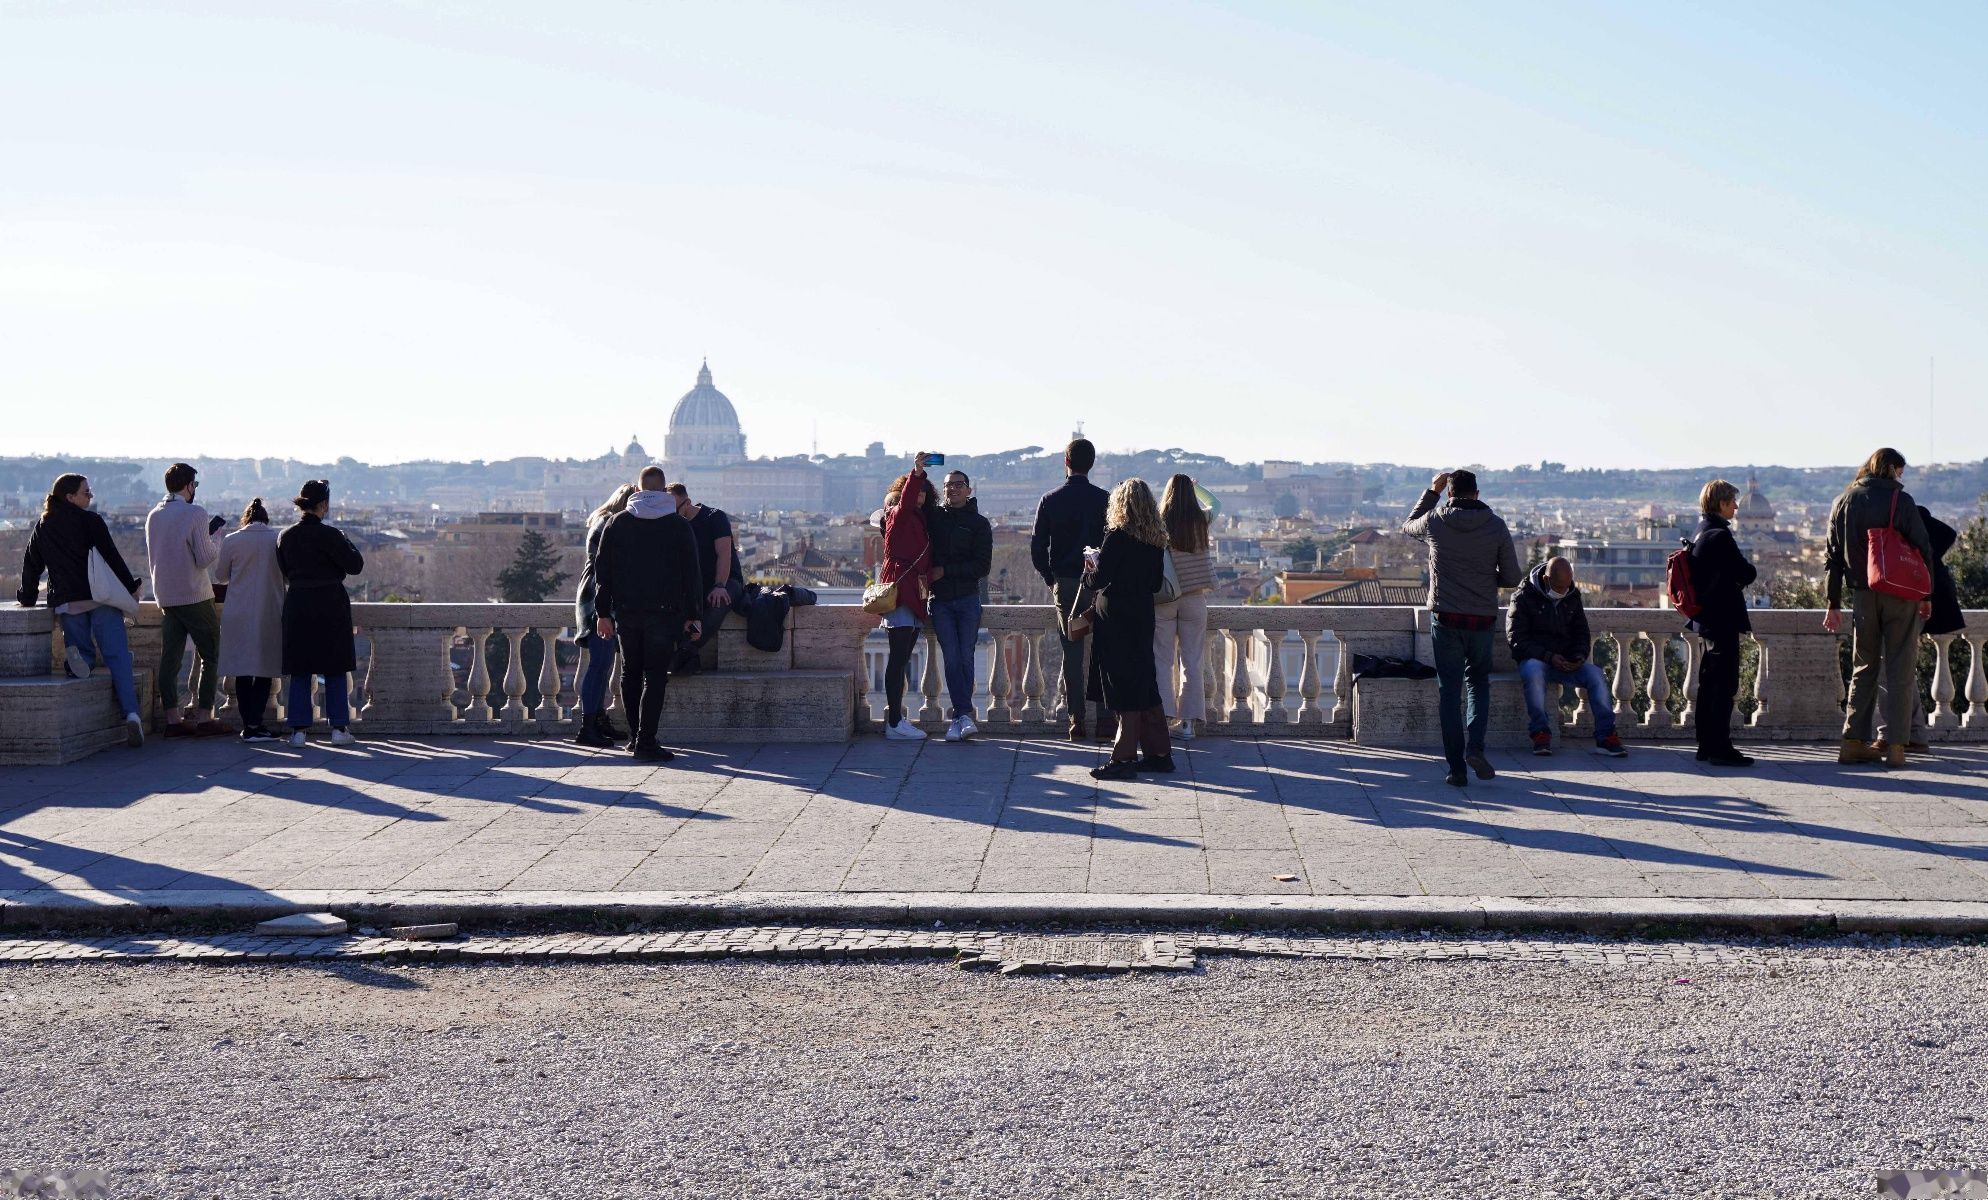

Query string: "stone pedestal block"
[[654, 670, 855, 742], [0, 670, 156, 765], [1351, 673, 1533, 750]]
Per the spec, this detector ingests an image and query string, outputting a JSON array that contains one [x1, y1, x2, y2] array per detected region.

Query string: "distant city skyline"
[[4, 2, 1983, 469]]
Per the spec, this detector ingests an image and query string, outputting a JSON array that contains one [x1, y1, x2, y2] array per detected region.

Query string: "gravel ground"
[[4, 941, 1987, 1200]]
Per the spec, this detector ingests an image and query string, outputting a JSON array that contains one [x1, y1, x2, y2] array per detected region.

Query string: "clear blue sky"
[[3, 1, 1982, 469]]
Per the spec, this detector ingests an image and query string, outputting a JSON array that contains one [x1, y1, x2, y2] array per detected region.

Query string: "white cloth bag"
[[88, 547, 139, 617]]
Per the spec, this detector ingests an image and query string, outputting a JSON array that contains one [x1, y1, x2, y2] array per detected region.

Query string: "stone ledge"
[[7, 888, 1988, 936], [0, 670, 155, 766]]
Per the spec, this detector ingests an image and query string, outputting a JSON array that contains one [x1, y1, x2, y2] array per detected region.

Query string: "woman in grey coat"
[[214, 498, 285, 742]]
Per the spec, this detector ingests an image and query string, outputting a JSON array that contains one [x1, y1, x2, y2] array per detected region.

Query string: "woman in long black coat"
[[1687, 480, 1757, 768], [1086, 479, 1172, 780], [276, 479, 364, 746]]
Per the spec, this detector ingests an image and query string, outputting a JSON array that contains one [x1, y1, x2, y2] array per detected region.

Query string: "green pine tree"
[[495, 530, 571, 603]]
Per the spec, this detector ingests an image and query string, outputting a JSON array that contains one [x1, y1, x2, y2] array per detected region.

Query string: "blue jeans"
[[1518, 658, 1616, 740], [579, 635, 617, 715], [58, 607, 138, 717], [287, 674, 350, 729], [1431, 618, 1494, 773], [929, 594, 982, 720]]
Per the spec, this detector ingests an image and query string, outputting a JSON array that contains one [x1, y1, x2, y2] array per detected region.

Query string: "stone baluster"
[[919, 627, 945, 723], [1226, 629, 1253, 724], [1965, 634, 1988, 730], [1296, 629, 1324, 726], [1678, 635, 1700, 726], [1749, 636, 1771, 726], [1020, 631, 1046, 723], [1643, 631, 1671, 728], [1929, 633, 1959, 731], [498, 628, 530, 724], [1610, 631, 1635, 727], [532, 627, 565, 727], [987, 632, 1011, 725], [1330, 632, 1352, 724], [1263, 629, 1289, 725], [465, 627, 495, 722], [1206, 629, 1229, 728]]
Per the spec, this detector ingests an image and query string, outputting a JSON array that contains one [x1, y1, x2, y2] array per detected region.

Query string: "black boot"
[[573, 713, 614, 749], [596, 712, 625, 745]]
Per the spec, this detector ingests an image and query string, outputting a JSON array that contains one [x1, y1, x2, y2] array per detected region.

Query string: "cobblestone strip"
[[0, 927, 1795, 970]]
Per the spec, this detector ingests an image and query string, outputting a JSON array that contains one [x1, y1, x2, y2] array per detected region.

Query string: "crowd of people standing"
[[11, 442, 1966, 776]]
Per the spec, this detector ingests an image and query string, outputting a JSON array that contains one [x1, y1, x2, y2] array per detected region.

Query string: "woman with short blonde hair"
[[1086, 479, 1173, 779], [1698, 479, 1739, 517]]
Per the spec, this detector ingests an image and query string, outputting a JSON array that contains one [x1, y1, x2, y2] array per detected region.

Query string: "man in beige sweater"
[[145, 462, 226, 736]]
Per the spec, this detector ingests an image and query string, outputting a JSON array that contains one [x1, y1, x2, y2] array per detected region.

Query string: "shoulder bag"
[[1867, 490, 1932, 601], [88, 548, 139, 617]]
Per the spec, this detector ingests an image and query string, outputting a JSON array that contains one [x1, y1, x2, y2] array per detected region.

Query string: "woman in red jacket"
[[878, 454, 937, 740]]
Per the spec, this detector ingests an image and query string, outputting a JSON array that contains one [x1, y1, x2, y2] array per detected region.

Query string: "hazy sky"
[[4, 1, 1983, 470]]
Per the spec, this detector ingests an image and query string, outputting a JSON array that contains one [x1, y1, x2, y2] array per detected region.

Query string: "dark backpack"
[[1665, 540, 1701, 619]]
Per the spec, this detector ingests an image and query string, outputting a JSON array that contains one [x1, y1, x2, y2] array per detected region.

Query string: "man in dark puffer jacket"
[[1508, 555, 1625, 758]]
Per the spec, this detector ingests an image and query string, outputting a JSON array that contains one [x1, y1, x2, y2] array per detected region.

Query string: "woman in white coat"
[[214, 498, 286, 742]]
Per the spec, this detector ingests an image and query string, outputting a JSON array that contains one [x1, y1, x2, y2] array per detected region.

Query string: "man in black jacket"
[[1030, 438, 1109, 740], [928, 469, 993, 742], [593, 467, 704, 762], [1508, 556, 1624, 758]]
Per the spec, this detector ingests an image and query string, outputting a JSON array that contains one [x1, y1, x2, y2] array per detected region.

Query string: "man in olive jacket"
[[1508, 556, 1624, 758], [1404, 469, 1523, 786], [1823, 456, 1934, 762]]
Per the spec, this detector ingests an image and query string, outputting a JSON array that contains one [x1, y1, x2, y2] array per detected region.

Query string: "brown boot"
[[1837, 738, 1881, 765], [1884, 742, 1907, 769]]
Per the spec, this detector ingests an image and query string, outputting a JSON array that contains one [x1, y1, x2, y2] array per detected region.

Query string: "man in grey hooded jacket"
[[1404, 469, 1523, 786]]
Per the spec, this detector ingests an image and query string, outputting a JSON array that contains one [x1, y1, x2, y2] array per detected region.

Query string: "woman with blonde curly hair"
[[1085, 478, 1172, 779]]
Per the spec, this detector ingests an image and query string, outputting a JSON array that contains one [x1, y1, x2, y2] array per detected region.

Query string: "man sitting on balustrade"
[[1508, 555, 1627, 758]]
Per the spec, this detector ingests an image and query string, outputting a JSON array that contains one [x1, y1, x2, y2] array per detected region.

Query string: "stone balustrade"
[[4, 602, 1986, 758]]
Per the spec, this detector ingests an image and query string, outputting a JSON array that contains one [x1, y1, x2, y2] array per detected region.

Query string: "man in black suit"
[[1030, 438, 1110, 741]]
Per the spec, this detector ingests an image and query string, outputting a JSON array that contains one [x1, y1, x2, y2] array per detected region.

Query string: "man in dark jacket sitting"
[[593, 466, 704, 763], [1508, 556, 1625, 758]]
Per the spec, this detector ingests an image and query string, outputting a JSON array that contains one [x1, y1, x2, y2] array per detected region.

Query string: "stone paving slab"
[[4, 736, 1988, 931]]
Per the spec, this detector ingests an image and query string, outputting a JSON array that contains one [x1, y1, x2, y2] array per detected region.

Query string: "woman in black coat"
[[276, 479, 364, 746], [1086, 479, 1172, 780], [1687, 480, 1757, 768]]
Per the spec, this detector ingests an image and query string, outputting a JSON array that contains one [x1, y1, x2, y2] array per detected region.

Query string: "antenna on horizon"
[[1929, 355, 1936, 466]]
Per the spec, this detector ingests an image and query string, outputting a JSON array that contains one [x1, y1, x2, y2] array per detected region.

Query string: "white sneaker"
[[943, 717, 963, 743], [64, 646, 92, 680], [328, 729, 357, 747], [1177, 719, 1197, 742], [124, 714, 144, 748], [885, 718, 927, 741], [287, 730, 309, 748], [957, 716, 978, 741]]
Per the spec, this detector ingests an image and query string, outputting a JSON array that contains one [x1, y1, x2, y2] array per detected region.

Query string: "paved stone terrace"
[[3, 735, 1988, 908]]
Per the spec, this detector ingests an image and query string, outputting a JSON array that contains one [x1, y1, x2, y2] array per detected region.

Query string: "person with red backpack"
[[1685, 480, 1757, 767], [1822, 448, 1934, 769]]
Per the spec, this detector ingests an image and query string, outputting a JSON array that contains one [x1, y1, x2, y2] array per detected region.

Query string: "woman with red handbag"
[[877, 454, 937, 741], [1822, 447, 1935, 768]]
